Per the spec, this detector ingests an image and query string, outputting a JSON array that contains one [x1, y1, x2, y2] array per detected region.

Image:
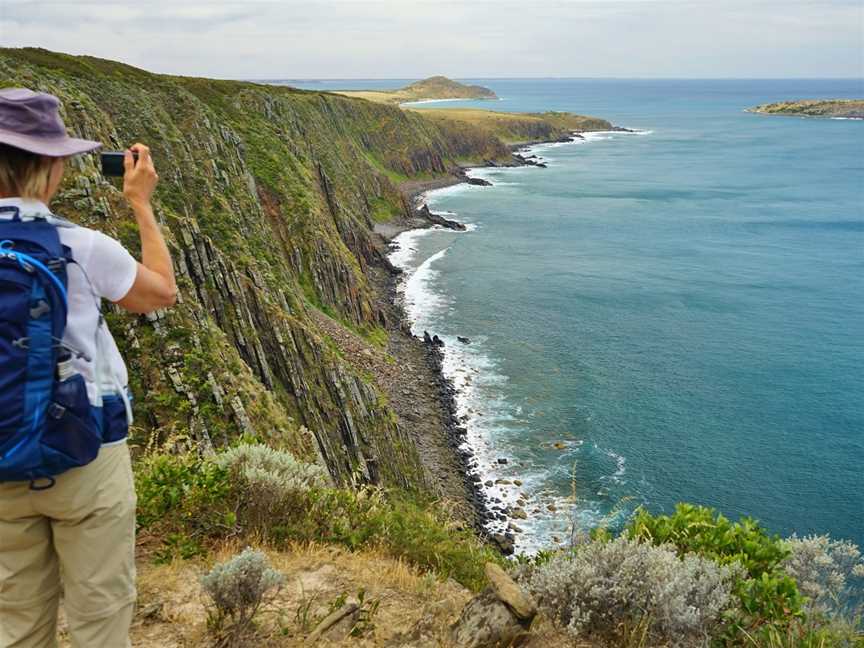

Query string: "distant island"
[[748, 99, 864, 119], [336, 75, 498, 105]]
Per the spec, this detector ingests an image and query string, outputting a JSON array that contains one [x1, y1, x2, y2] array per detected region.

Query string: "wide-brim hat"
[[0, 87, 101, 157]]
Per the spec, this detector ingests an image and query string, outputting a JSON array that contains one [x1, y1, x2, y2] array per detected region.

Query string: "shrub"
[[214, 444, 329, 529], [201, 547, 285, 642], [627, 504, 789, 578], [135, 452, 236, 560], [626, 504, 804, 638], [214, 443, 329, 492], [515, 536, 739, 647], [782, 534, 864, 621], [777, 535, 864, 645]]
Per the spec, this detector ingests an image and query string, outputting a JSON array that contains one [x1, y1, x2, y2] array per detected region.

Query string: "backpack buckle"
[[30, 299, 50, 319], [46, 258, 65, 273]]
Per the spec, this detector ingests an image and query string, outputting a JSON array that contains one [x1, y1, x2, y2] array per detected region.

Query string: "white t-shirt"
[[0, 197, 138, 405]]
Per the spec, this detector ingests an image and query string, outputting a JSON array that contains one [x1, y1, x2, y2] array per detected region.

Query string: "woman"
[[0, 87, 177, 647]]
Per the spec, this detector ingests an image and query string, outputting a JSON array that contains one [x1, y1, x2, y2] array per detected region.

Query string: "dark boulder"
[[490, 533, 515, 555], [417, 204, 467, 231]]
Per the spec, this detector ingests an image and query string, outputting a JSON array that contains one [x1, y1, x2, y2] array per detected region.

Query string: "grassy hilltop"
[[2, 48, 861, 647], [749, 99, 864, 119], [336, 75, 497, 104]]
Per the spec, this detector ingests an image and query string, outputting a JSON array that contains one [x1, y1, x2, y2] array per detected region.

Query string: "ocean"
[[299, 79, 864, 552]]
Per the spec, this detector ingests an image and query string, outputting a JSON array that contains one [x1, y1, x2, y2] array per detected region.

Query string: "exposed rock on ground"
[[449, 563, 537, 647]]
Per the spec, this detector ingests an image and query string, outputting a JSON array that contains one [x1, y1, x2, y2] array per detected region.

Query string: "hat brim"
[[0, 128, 101, 157]]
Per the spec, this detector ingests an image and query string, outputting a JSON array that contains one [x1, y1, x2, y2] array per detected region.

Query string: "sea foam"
[[389, 128, 645, 553]]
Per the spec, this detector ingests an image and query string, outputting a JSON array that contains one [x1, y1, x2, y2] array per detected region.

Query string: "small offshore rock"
[[497, 457, 508, 465], [510, 507, 528, 520], [457, 336, 471, 344]]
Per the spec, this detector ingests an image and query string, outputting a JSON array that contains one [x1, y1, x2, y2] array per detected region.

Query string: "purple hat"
[[0, 88, 101, 157]]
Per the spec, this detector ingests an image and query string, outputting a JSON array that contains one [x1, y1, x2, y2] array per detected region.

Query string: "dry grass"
[[58, 540, 475, 647], [335, 90, 406, 104]]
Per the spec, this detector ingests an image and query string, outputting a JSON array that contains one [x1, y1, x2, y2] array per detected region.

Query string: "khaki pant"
[[0, 443, 137, 648]]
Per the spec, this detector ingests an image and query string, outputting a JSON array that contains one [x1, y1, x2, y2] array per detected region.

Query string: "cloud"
[[1, 0, 861, 78]]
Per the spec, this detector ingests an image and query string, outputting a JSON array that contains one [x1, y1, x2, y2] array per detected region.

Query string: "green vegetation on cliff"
[[413, 108, 613, 145], [749, 99, 864, 119]]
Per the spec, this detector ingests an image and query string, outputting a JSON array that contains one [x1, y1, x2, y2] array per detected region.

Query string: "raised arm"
[[115, 143, 178, 314]]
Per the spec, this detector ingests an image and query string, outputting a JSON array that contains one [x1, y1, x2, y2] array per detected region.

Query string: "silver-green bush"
[[201, 547, 285, 636], [215, 443, 329, 493], [782, 534, 864, 621], [515, 537, 740, 647]]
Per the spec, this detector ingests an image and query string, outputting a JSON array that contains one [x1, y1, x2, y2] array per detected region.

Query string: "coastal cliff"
[[0, 48, 604, 506]]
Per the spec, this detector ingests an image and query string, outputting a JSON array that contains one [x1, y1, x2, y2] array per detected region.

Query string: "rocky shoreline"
[[368, 133, 598, 554], [369, 178, 501, 546], [371, 126, 637, 554]]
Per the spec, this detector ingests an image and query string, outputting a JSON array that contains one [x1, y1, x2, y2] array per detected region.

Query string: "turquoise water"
[[384, 79, 864, 551]]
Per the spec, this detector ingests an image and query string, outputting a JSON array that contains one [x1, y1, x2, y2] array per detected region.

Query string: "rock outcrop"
[[449, 563, 537, 647], [748, 99, 864, 119]]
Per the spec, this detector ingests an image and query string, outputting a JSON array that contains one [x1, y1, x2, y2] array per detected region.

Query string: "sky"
[[1, 0, 862, 79]]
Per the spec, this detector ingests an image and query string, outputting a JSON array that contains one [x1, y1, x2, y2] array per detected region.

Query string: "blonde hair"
[[0, 144, 55, 199]]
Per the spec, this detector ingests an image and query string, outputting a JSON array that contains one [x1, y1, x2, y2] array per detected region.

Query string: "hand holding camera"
[[100, 143, 158, 209]]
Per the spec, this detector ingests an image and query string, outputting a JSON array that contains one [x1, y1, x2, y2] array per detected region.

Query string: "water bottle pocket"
[[101, 393, 129, 444], [41, 374, 101, 468]]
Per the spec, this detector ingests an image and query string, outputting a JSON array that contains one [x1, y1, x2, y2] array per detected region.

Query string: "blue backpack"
[[0, 205, 113, 488]]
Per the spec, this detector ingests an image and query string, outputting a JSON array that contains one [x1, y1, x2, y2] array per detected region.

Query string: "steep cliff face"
[[0, 48, 519, 490]]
